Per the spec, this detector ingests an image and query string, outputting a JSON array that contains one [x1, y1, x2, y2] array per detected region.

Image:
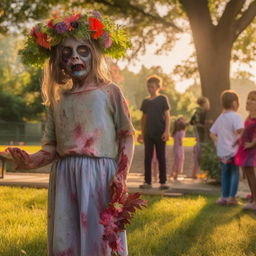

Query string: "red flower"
[[88, 17, 104, 39], [47, 19, 54, 28], [30, 27, 50, 49], [30, 27, 37, 38], [64, 13, 81, 31]]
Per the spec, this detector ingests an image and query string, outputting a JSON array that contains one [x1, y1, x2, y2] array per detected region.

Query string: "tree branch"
[[218, 0, 245, 30], [233, 0, 256, 40], [179, 0, 214, 33], [90, 0, 182, 32]]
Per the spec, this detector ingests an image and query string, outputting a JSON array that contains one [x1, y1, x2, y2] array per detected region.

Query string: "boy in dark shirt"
[[138, 75, 170, 189]]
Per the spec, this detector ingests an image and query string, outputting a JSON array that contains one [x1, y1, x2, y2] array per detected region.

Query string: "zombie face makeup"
[[61, 37, 92, 80]]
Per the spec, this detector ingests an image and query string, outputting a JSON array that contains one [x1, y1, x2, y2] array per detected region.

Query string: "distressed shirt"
[[42, 83, 135, 159]]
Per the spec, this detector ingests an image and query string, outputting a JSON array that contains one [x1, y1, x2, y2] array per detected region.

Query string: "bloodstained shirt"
[[42, 83, 135, 159]]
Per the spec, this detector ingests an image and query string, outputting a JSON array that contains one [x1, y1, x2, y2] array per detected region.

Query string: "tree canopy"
[[1, 0, 256, 119]]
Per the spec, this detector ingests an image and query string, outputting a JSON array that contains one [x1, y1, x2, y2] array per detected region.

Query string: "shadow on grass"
[[129, 195, 255, 256], [155, 196, 256, 256], [0, 234, 47, 256]]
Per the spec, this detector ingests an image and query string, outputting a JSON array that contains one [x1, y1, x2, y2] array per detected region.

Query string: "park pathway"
[[0, 172, 250, 199], [0, 145, 250, 198]]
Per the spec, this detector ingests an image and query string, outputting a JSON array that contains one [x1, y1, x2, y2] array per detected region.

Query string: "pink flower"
[[102, 31, 113, 48], [64, 13, 81, 31], [100, 193, 147, 254]]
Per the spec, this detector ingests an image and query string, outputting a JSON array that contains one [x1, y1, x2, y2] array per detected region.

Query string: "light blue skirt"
[[47, 155, 128, 256]]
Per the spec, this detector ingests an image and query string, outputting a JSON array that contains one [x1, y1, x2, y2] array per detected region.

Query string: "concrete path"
[[0, 172, 250, 199]]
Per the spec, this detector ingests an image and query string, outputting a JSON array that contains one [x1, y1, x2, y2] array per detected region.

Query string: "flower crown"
[[20, 11, 131, 67]]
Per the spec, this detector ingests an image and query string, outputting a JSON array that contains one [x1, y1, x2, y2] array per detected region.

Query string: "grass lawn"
[[0, 137, 196, 154], [0, 187, 256, 256]]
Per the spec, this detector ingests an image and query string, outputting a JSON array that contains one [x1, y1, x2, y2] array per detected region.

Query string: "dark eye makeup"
[[62, 47, 72, 58], [77, 45, 90, 57], [61, 45, 90, 58]]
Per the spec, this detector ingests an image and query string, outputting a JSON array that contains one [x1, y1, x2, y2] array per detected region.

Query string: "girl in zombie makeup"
[[0, 11, 135, 256]]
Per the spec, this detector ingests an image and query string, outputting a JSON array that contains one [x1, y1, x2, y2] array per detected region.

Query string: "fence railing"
[[0, 121, 42, 145]]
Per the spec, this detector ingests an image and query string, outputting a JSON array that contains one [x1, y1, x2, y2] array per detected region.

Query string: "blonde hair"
[[42, 38, 111, 106]]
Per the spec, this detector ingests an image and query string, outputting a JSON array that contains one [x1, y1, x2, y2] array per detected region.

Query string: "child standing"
[[210, 90, 243, 205], [1, 12, 134, 256], [138, 75, 170, 189], [190, 96, 210, 178], [170, 117, 187, 180], [235, 91, 256, 211]]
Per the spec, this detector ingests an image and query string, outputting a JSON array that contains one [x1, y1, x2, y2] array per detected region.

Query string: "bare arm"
[[111, 134, 135, 202], [2, 144, 57, 170], [244, 137, 256, 149], [162, 110, 170, 141], [210, 133, 217, 144], [138, 113, 146, 144]]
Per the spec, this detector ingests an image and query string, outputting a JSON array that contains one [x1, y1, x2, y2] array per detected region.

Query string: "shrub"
[[200, 142, 220, 181]]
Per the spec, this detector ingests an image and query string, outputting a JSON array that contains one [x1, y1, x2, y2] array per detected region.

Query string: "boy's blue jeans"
[[220, 159, 239, 198]]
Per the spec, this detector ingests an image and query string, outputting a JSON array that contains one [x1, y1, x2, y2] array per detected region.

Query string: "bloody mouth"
[[71, 64, 86, 72]]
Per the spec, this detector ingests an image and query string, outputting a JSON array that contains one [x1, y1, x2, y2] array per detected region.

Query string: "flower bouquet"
[[100, 191, 147, 255]]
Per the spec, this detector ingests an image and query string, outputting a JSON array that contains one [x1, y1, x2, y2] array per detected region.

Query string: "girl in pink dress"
[[0, 12, 134, 255], [170, 117, 187, 180], [235, 90, 256, 211]]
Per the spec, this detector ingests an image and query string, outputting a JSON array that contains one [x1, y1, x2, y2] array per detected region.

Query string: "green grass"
[[0, 137, 196, 154], [0, 145, 42, 154], [0, 187, 255, 256]]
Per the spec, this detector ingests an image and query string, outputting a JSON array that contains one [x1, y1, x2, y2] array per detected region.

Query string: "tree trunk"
[[197, 37, 232, 119], [180, 0, 236, 120]]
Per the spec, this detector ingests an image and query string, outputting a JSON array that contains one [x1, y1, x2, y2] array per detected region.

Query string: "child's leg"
[[144, 136, 154, 185], [229, 162, 239, 199], [192, 143, 200, 178], [152, 148, 158, 182], [155, 139, 167, 184], [152, 162, 158, 182], [170, 163, 177, 180], [243, 167, 256, 201], [177, 146, 185, 176], [220, 162, 231, 199]]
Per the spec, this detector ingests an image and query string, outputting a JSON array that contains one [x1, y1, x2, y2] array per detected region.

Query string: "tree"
[[2, 0, 256, 118], [90, 0, 256, 118], [179, 0, 256, 118], [80, 0, 256, 118], [0, 35, 45, 121]]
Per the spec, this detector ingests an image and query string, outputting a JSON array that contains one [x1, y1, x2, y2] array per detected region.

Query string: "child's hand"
[[0, 150, 13, 160], [244, 142, 254, 150], [137, 134, 144, 144], [6, 147, 32, 170], [161, 131, 170, 142], [232, 139, 240, 147], [110, 175, 127, 203]]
